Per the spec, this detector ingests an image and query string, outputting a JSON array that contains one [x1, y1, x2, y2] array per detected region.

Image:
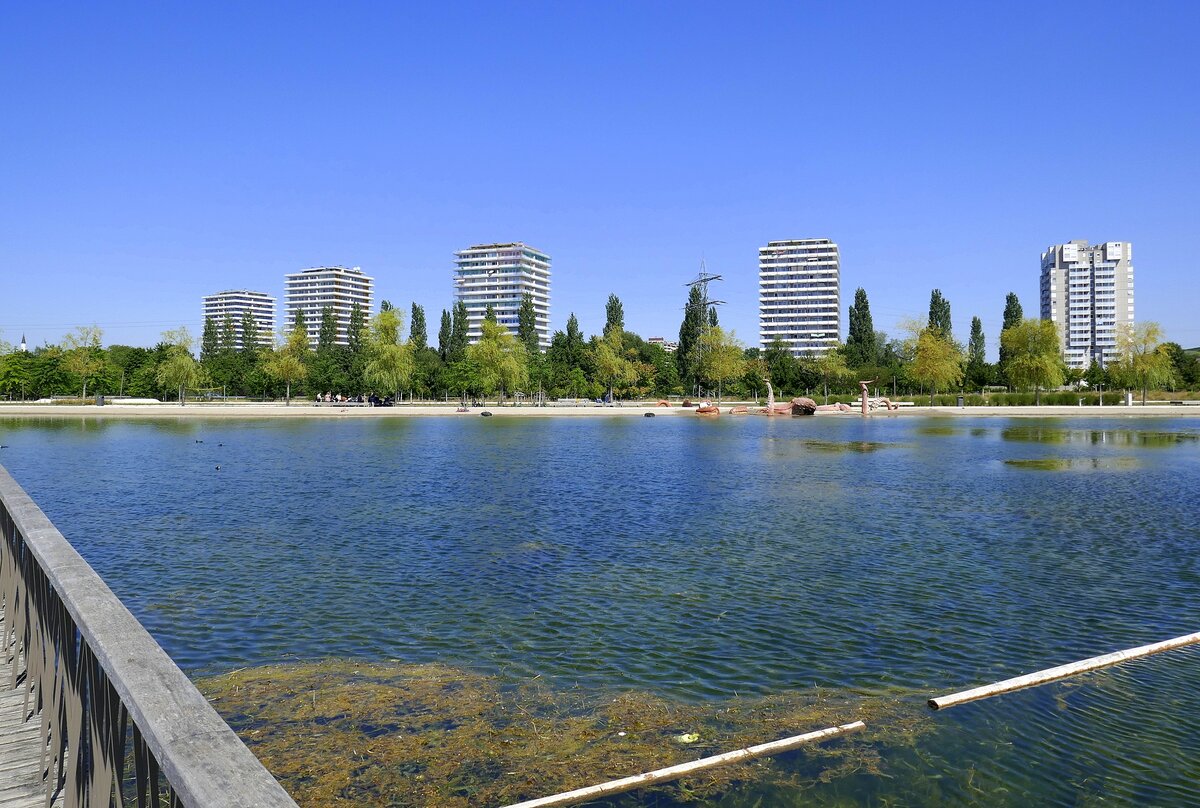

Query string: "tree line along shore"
[[2, 288, 1196, 407]]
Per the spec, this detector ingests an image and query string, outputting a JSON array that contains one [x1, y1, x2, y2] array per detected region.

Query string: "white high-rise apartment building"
[[1040, 240, 1134, 370], [759, 239, 841, 357], [453, 243, 551, 349], [283, 266, 374, 347], [201, 290, 276, 349]]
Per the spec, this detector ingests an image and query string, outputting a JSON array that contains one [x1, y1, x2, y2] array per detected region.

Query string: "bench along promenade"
[[0, 465, 297, 808]]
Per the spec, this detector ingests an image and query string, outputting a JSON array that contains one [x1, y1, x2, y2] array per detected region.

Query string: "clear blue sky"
[[3, 1, 1198, 357]]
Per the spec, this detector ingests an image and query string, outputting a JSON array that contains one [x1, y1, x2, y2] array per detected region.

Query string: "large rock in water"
[[791, 397, 818, 415]]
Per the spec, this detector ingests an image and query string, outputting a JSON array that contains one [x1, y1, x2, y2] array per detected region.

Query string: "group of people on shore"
[[315, 392, 394, 407]]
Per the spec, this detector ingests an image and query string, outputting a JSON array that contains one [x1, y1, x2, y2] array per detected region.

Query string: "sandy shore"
[[2, 402, 1198, 419]]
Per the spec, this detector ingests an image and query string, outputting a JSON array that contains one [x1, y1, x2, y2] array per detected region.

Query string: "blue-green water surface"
[[2, 414, 1199, 805]]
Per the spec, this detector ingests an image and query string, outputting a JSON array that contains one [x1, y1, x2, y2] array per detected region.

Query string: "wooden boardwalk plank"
[[0, 609, 59, 808]]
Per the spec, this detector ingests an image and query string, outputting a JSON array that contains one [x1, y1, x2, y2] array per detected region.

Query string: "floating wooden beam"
[[503, 720, 865, 808], [929, 630, 1200, 710]]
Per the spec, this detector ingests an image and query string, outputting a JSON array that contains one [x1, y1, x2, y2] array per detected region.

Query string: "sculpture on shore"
[[812, 401, 854, 414], [859, 379, 899, 413], [760, 382, 792, 415], [757, 380, 893, 416]]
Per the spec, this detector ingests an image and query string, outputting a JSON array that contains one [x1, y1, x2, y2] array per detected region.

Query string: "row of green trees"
[[833, 287, 1193, 404], [2, 287, 1196, 404]]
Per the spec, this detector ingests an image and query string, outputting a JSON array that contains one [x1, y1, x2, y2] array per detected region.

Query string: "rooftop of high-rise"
[[204, 289, 274, 298], [285, 265, 370, 277]]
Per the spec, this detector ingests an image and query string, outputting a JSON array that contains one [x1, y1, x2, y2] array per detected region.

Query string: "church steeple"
[[19, 334, 27, 352]]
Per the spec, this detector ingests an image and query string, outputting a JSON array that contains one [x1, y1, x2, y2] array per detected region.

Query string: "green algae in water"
[[1004, 457, 1141, 471], [916, 425, 961, 437], [799, 440, 896, 453], [197, 661, 930, 808]]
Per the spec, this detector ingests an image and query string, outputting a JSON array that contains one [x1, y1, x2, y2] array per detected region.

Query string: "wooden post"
[[503, 721, 865, 808], [929, 630, 1200, 710]]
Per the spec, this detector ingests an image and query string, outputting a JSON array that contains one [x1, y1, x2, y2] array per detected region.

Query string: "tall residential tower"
[[1040, 241, 1134, 370], [283, 266, 374, 347], [201, 290, 276, 349], [453, 243, 551, 348], [758, 239, 841, 357]]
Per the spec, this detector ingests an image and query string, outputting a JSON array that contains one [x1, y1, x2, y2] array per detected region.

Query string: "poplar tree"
[[449, 301, 470, 361], [928, 289, 952, 338], [437, 309, 452, 361], [317, 307, 338, 353], [310, 307, 340, 393], [201, 317, 219, 361], [410, 303, 428, 350], [219, 315, 237, 353], [846, 287, 876, 367], [406, 303, 434, 400], [517, 293, 540, 354], [347, 302, 367, 391], [239, 311, 260, 354], [207, 314, 241, 393], [677, 285, 705, 391], [604, 294, 624, 337], [348, 303, 366, 352], [966, 316, 988, 389], [998, 292, 1023, 385], [239, 310, 262, 395], [564, 313, 586, 369]]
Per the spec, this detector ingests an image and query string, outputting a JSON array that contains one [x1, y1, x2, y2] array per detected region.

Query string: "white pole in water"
[[929, 630, 1200, 710], [502, 721, 866, 808]]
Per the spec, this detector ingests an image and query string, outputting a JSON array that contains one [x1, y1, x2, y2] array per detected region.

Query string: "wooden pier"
[[0, 608, 57, 808], [0, 464, 298, 808]]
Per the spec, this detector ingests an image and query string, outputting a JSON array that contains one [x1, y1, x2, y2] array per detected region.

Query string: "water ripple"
[[2, 414, 1199, 804]]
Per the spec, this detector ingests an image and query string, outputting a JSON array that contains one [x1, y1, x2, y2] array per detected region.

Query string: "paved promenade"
[[0, 401, 1197, 419]]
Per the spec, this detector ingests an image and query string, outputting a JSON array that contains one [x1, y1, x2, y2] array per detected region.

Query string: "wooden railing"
[[0, 465, 298, 808]]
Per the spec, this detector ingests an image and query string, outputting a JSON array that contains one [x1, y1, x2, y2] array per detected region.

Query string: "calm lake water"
[[2, 413, 1199, 805]]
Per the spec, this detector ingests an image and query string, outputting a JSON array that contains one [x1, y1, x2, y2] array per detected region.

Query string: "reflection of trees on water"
[[1001, 427, 1199, 447], [0, 416, 117, 435]]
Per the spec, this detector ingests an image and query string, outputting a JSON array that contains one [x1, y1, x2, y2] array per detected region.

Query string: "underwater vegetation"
[[198, 661, 929, 807], [798, 440, 897, 453]]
